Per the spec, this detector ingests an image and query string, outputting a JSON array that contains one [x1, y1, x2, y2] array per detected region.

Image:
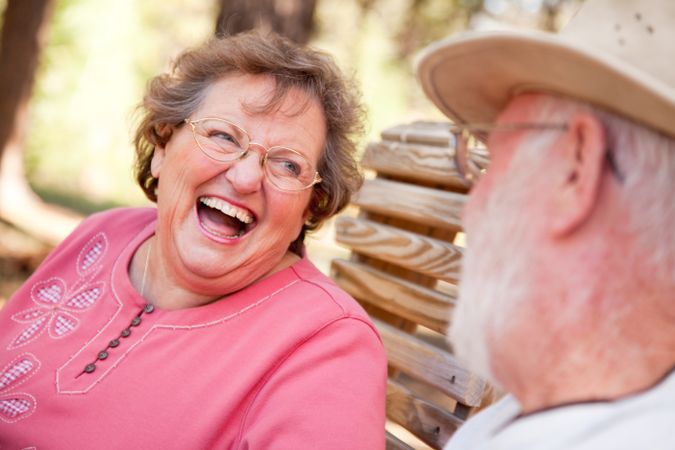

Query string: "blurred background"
[[0, 0, 582, 303]]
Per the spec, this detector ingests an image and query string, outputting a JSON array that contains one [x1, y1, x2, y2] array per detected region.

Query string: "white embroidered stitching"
[[156, 280, 300, 331], [0, 393, 38, 423], [56, 280, 299, 395], [49, 312, 79, 339], [69, 264, 103, 295], [54, 238, 129, 394], [8, 316, 48, 349], [64, 283, 104, 310], [11, 307, 48, 323], [1, 397, 32, 418], [0, 354, 41, 393], [0, 360, 34, 390], [34, 283, 63, 304], [8, 234, 108, 350], [31, 278, 66, 306], [76, 233, 108, 276], [0, 353, 41, 423]]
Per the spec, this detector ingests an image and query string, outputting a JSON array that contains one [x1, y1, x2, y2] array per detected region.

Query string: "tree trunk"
[[0, 0, 82, 246], [215, 0, 318, 44]]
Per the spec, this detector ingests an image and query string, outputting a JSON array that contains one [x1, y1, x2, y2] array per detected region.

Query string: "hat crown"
[[562, 0, 675, 88], [415, 0, 675, 139]]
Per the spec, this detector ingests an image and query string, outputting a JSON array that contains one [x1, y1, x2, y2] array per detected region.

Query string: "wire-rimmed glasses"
[[451, 122, 624, 184], [450, 122, 568, 183], [185, 117, 322, 192]]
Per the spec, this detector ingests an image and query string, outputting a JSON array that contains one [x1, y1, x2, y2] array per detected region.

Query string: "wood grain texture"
[[353, 178, 466, 232], [335, 120, 496, 446], [331, 258, 455, 334], [380, 121, 454, 146], [362, 140, 467, 189], [387, 379, 464, 449], [375, 318, 486, 406], [335, 216, 464, 283], [385, 430, 416, 450]]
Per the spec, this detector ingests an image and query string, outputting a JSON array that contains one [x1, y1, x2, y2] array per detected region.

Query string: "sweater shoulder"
[[81, 206, 156, 233], [289, 258, 376, 329]]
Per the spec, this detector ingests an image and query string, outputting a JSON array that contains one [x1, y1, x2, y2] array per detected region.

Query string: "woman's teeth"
[[200, 196, 254, 224]]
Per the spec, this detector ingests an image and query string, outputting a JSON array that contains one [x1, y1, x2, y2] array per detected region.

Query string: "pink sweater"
[[0, 208, 386, 449]]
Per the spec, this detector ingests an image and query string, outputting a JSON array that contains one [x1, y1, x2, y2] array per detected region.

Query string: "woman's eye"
[[271, 158, 301, 176], [208, 130, 238, 146], [283, 160, 301, 175]]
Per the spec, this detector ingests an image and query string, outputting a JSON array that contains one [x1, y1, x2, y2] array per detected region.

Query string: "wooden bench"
[[331, 121, 495, 449]]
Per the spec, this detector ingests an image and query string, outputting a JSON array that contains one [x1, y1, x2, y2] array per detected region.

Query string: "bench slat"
[[385, 430, 416, 450], [380, 121, 454, 146], [335, 216, 463, 283], [362, 140, 466, 188], [331, 258, 454, 334], [375, 318, 486, 406], [335, 121, 495, 447], [353, 178, 466, 232], [387, 379, 464, 449]]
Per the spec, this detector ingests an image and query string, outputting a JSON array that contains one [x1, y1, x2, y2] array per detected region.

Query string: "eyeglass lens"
[[452, 129, 489, 183], [190, 118, 318, 191]]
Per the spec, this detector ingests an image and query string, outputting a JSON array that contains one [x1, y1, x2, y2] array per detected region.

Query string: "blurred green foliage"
[[24, 0, 214, 209], [8, 0, 573, 212]]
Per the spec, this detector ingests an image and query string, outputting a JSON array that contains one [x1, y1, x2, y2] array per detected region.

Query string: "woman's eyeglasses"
[[185, 117, 322, 192]]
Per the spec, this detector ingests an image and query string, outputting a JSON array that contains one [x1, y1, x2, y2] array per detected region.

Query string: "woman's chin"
[[171, 239, 234, 278]]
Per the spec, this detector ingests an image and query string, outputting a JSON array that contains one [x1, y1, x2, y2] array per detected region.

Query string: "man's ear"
[[550, 112, 606, 237], [150, 145, 166, 178]]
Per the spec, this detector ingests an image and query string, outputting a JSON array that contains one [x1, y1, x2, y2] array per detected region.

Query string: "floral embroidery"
[[8, 234, 108, 350], [77, 233, 108, 277], [0, 353, 40, 423]]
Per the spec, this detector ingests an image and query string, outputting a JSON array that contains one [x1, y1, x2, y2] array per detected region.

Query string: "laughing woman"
[[0, 32, 386, 449]]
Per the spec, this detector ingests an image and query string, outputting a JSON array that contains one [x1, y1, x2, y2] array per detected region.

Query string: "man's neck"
[[511, 335, 675, 414]]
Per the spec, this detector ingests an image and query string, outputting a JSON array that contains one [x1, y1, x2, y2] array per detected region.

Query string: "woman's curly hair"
[[134, 30, 365, 253]]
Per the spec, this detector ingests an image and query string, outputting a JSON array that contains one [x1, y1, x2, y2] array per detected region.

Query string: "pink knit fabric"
[[0, 208, 387, 449]]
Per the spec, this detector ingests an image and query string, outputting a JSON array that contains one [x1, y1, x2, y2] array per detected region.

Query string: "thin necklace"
[[140, 239, 152, 298]]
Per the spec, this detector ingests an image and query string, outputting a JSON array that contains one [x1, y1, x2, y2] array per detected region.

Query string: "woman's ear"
[[150, 145, 166, 178], [550, 112, 607, 237]]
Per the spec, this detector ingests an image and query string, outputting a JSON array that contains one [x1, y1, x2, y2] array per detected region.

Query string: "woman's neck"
[[129, 237, 301, 310]]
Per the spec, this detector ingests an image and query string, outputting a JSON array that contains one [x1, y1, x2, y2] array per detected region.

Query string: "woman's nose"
[[225, 149, 265, 194]]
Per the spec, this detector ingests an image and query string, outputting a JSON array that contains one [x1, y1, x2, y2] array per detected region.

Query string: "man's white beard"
[[449, 160, 537, 388]]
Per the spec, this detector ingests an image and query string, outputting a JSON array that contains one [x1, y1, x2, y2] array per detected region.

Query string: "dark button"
[[109, 339, 120, 348], [120, 328, 131, 338], [130, 316, 142, 327], [84, 363, 96, 373], [97, 351, 109, 360], [143, 304, 155, 314]]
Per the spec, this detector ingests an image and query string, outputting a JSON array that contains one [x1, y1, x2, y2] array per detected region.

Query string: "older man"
[[416, 0, 675, 448]]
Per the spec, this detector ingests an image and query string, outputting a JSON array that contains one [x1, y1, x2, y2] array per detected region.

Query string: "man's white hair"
[[451, 93, 675, 386], [520, 94, 675, 285]]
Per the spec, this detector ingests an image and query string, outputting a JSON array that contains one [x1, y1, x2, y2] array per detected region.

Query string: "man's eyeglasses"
[[450, 122, 565, 182], [185, 117, 322, 192], [450, 122, 624, 184]]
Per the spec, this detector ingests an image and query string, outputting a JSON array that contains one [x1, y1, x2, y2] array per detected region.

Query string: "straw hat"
[[416, 0, 675, 138]]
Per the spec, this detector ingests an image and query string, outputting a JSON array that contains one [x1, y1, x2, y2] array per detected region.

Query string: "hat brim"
[[416, 30, 675, 138]]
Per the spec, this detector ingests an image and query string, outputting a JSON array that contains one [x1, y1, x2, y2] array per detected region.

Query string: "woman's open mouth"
[[196, 196, 256, 240]]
